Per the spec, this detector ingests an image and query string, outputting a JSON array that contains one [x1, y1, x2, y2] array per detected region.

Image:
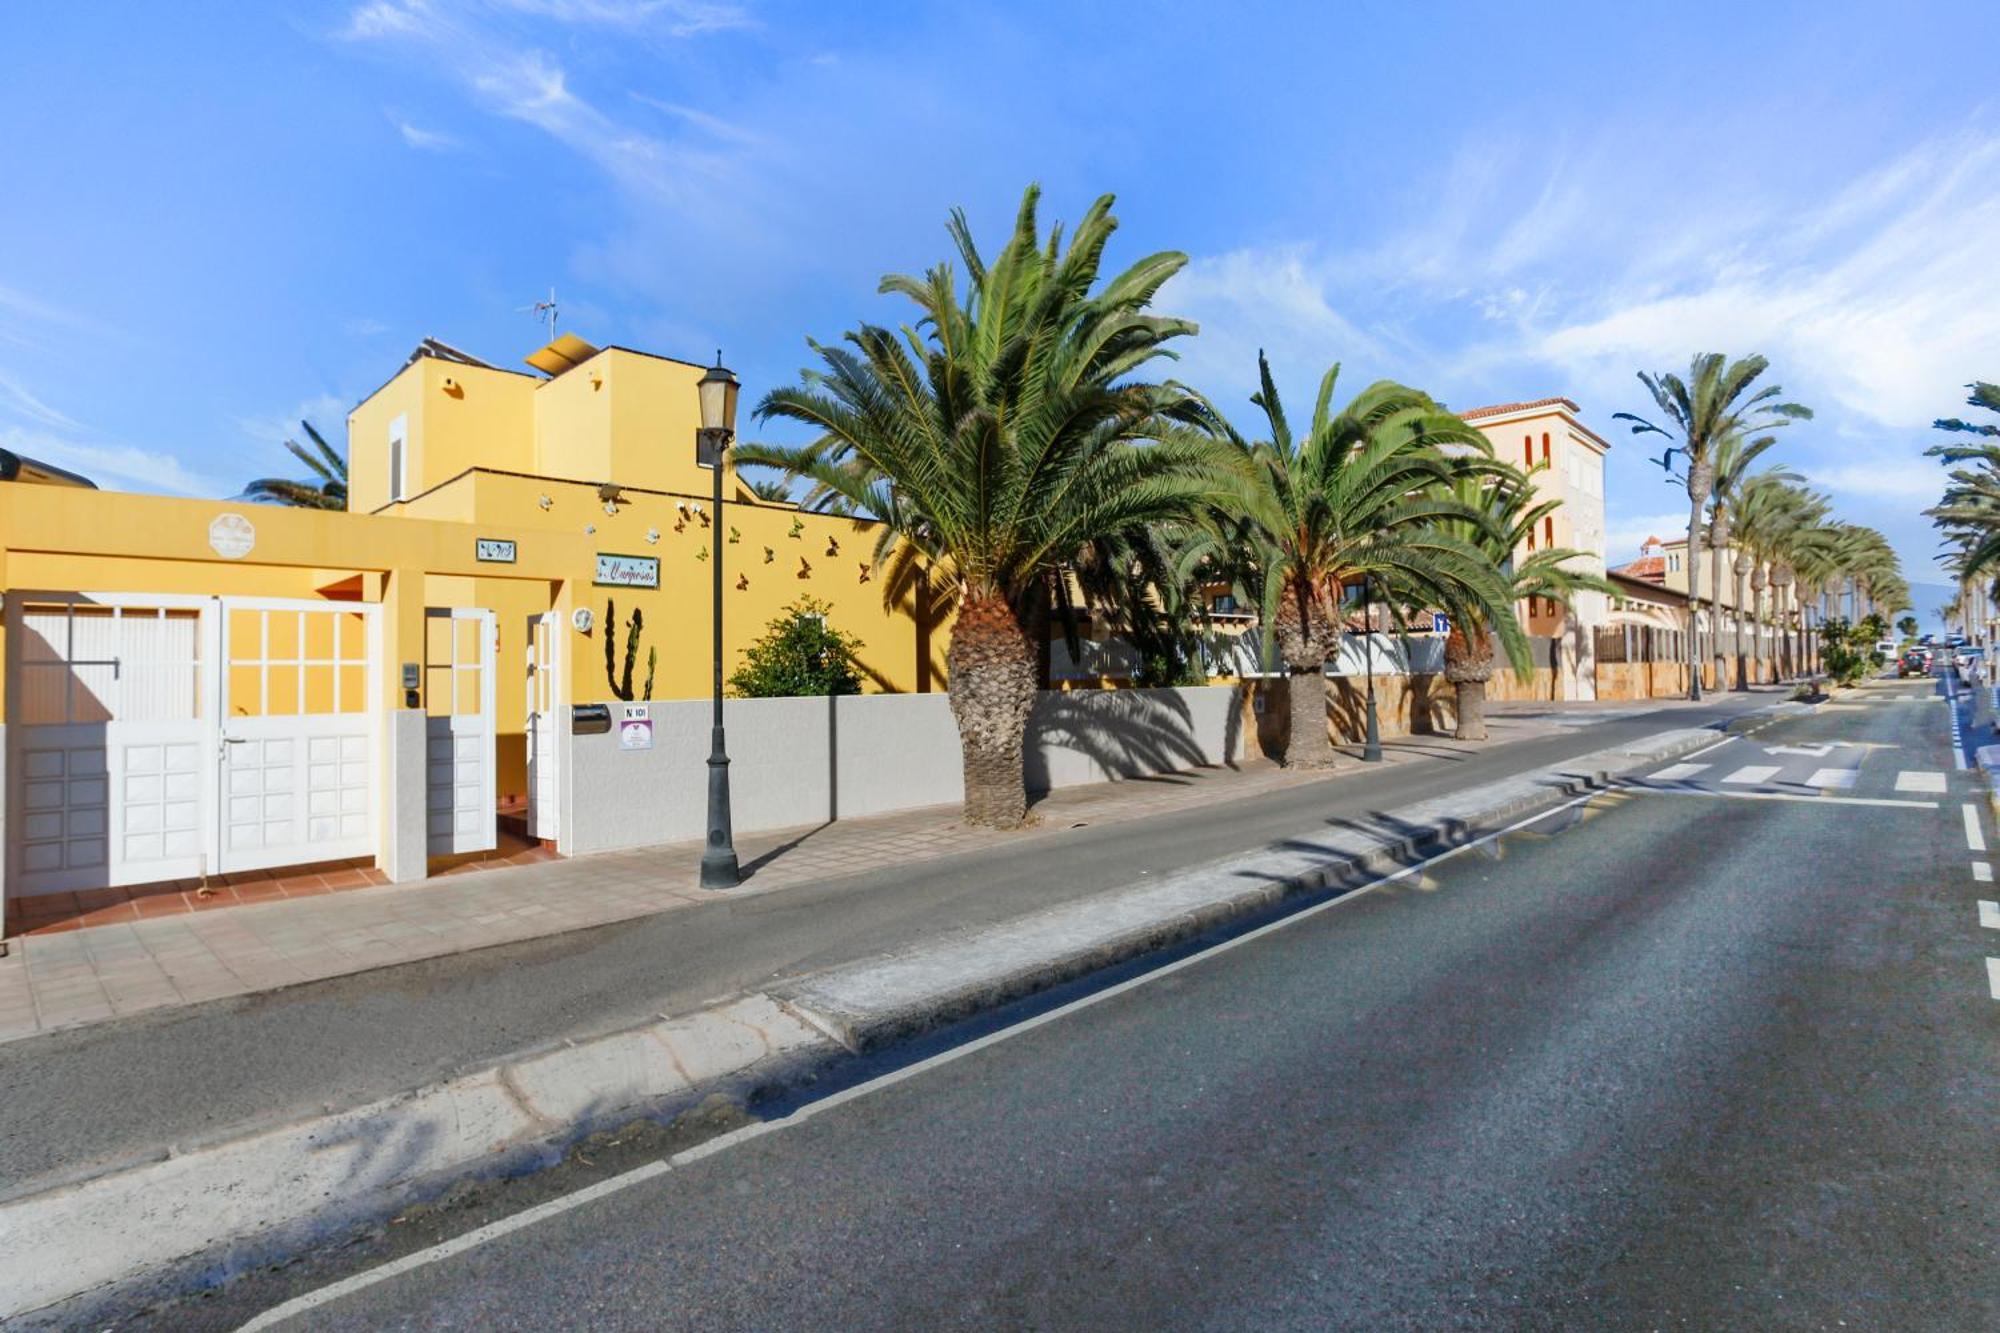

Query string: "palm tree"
[[1191, 353, 1521, 767], [244, 420, 347, 509], [1436, 468, 1613, 740], [739, 184, 1233, 828], [1614, 355, 1811, 700]]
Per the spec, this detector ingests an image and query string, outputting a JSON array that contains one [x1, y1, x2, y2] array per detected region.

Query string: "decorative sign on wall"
[[476, 538, 517, 564], [619, 703, 654, 751], [208, 512, 255, 560], [594, 553, 660, 588]]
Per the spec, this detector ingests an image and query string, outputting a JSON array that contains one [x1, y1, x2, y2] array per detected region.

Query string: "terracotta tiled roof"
[[1459, 396, 1582, 421], [1611, 556, 1666, 584]]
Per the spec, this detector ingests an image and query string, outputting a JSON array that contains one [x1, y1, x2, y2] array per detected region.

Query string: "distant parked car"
[[1875, 639, 1898, 659], [1899, 649, 1928, 677], [1957, 646, 1986, 676]]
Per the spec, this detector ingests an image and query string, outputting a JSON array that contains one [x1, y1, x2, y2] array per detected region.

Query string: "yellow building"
[[0, 334, 940, 930]]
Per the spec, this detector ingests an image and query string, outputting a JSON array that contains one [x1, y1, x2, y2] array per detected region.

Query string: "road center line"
[[236, 788, 1605, 1328], [1964, 803, 1987, 852]]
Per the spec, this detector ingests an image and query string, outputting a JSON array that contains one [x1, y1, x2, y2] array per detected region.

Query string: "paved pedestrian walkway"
[[0, 697, 1716, 1044]]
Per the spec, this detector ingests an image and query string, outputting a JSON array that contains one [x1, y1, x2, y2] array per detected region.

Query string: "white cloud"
[[0, 370, 82, 430], [1, 425, 227, 497], [628, 92, 761, 145], [493, 0, 753, 35], [343, 316, 391, 336], [1604, 510, 1693, 566], [235, 394, 349, 452], [1164, 246, 1387, 410], [397, 120, 460, 151]]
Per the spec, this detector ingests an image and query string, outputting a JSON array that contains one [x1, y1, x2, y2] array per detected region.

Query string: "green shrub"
[[729, 596, 866, 698]]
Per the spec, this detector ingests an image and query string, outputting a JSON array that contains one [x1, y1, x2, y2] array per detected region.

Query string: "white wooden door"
[[215, 600, 378, 874], [525, 611, 561, 842], [6, 596, 208, 895], [425, 607, 497, 856]]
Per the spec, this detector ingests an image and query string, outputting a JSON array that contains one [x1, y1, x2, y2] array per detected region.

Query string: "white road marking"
[[1683, 737, 1733, 759], [1980, 900, 2000, 930], [1977, 861, 1994, 883], [235, 790, 1605, 1329], [1769, 743, 1834, 757], [1722, 765, 1782, 785], [1988, 958, 2000, 1001], [1626, 787, 1936, 810], [1649, 763, 1710, 782], [1895, 771, 1948, 794], [1965, 803, 1987, 852], [1805, 768, 1857, 790]]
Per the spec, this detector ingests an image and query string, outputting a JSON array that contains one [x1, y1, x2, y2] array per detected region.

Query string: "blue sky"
[[4, 0, 1996, 607]]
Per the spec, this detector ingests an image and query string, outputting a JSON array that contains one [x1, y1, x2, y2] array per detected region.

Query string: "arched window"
[[1524, 435, 1533, 466], [1542, 431, 1552, 464]]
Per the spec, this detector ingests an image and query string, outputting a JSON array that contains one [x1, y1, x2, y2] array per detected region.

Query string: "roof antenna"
[[518, 286, 559, 340]]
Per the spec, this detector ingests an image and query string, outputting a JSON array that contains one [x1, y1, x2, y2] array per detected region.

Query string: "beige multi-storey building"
[[1460, 397, 1611, 699]]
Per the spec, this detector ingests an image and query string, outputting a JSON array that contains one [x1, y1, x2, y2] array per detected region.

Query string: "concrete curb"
[[0, 723, 1728, 1321]]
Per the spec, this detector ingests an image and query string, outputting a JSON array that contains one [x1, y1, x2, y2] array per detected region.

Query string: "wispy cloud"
[[0, 370, 82, 430], [235, 393, 350, 451], [493, 0, 753, 36], [1, 425, 227, 497], [343, 316, 391, 337], [397, 120, 460, 151], [628, 91, 761, 145]]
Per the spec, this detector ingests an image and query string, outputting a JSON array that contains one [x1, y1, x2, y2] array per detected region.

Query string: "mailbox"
[[571, 703, 613, 735]]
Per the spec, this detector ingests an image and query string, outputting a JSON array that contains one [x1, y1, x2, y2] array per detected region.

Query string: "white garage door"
[[215, 600, 379, 875], [7, 597, 208, 895]]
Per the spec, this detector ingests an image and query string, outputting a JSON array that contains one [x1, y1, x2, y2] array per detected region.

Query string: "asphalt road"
[[0, 693, 1767, 1191], [151, 673, 1997, 1330]]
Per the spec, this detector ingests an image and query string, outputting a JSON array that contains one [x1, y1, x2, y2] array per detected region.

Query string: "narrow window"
[[1524, 435, 1533, 467], [1541, 431, 1551, 463], [1545, 516, 1555, 546], [388, 413, 408, 502]]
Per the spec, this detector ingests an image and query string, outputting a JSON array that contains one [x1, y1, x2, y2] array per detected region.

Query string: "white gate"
[[6, 596, 209, 895], [425, 607, 496, 856], [215, 599, 379, 875], [525, 611, 561, 842]]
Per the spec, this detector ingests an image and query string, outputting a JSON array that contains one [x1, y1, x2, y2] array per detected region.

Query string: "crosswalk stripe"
[[1976, 861, 1993, 883], [1805, 768, 1857, 790], [1649, 763, 1710, 782], [1722, 765, 1781, 785], [1895, 770, 1948, 793], [1980, 900, 2000, 930]]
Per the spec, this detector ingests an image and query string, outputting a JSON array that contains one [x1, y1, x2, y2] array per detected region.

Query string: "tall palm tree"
[[244, 420, 347, 509], [1614, 355, 1812, 700], [739, 184, 1233, 828], [1190, 353, 1520, 767], [1435, 468, 1613, 740]]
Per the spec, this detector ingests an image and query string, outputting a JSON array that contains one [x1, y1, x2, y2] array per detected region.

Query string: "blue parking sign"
[[1432, 612, 1449, 634]]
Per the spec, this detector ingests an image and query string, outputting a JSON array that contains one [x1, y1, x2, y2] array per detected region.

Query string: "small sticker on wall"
[[208, 513, 255, 559], [620, 703, 654, 750]]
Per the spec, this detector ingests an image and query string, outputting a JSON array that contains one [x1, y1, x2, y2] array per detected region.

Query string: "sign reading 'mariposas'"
[[594, 553, 659, 588]]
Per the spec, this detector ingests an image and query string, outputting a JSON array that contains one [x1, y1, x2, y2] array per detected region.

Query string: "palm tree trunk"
[[1274, 574, 1338, 769], [1732, 562, 1749, 690], [946, 590, 1038, 829], [1709, 522, 1728, 693], [1685, 464, 1711, 701], [1444, 626, 1495, 741], [1285, 664, 1335, 767]]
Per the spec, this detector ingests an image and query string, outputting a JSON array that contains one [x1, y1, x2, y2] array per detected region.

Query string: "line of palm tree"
[[243, 420, 347, 510], [1614, 354, 1812, 700], [1184, 353, 1525, 767]]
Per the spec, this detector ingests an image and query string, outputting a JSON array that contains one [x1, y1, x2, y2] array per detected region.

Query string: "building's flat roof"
[[0, 446, 96, 488]]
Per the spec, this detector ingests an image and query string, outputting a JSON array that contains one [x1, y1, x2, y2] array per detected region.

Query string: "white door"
[[425, 607, 497, 856], [7, 597, 209, 895], [525, 611, 561, 842], [215, 600, 378, 875]]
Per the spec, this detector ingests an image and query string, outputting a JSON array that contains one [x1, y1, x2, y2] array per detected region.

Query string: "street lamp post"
[[1361, 576, 1383, 763], [697, 356, 742, 889]]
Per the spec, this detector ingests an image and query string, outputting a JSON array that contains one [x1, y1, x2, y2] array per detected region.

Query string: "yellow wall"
[[349, 358, 536, 514]]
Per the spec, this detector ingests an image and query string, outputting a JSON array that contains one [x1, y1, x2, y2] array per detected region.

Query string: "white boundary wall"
[[561, 685, 1251, 857]]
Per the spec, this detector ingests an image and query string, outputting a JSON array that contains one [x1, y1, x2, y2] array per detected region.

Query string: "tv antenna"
[[519, 287, 559, 340]]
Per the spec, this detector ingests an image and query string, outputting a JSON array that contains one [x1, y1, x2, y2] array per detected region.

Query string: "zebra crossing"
[[1634, 741, 1951, 803]]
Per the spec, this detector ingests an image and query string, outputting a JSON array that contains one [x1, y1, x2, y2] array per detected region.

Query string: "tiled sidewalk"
[[0, 706, 1611, 1044]]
